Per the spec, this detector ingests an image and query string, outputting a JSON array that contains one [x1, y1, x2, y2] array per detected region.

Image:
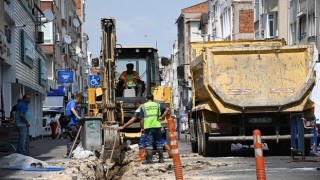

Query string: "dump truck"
[[188, 39, 317, 157]]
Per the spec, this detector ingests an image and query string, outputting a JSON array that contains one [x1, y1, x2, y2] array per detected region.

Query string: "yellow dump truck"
[[189, 39, 317, 156]]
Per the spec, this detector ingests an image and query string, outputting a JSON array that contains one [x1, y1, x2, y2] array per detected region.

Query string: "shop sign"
[[58, 71, 74, 83], [21, 30, 35, 68], [39, 59, 48, 86]]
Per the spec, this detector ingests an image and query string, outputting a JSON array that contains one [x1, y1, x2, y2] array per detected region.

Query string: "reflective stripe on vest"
[[142, 102, 161, 129]]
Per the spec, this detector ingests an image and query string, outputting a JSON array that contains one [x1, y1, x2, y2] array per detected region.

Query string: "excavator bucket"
[[102, 124, 122, 162]]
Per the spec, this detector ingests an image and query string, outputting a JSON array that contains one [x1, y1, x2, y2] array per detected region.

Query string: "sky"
[[84, 0, 205, 58]]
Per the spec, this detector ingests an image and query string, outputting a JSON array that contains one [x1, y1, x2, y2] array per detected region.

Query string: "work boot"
[[142, 149, 153, 164], [134, 148, 146, 162], [163, 144, 172, 158], [157, 147, 164, 163]]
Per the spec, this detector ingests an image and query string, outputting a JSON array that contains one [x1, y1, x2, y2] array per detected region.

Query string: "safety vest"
[[126, 74, 136, 88], [142, 102, 161, 129]]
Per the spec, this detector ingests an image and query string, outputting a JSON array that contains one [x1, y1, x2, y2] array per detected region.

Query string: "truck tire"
[[202, 133, 217, 157], [218, 142, 231, 157], [191, 141, 198, 153], [279, 140, 291, 155], [304, 138, 311, 156], [190, 118, 198, 153], [197, 117, 203, 155]]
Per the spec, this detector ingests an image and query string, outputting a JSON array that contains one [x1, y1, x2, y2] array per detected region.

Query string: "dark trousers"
[[145, 128, 162, 149], [66, 124, 80, 154]]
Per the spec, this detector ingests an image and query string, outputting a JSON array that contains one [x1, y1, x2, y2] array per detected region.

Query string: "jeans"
[[139, 133, 167, 148], [17, 126, 28, 155], [144, 128, 162, 149]]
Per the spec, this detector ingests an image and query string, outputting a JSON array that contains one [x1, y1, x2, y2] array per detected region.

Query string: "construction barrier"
[[253, 129, 266, 180], [167, 116, 183, 180]]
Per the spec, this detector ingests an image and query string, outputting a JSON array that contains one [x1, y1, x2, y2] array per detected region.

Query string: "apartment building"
[[176, 1, 208, 111], [0, 0, 49, 138]]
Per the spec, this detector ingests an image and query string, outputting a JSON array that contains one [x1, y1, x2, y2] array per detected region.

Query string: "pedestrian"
[[15, 94, 31, 155], [65, 93, 84, 155], [117, 102, 172, 162], [50, 115, 59, 139], [10, 99, 22, 125], [139, 94, 170, 164]]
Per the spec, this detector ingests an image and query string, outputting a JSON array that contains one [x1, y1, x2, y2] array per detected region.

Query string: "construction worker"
[[140, 94, 170, 164], [65, 94, 84, 156], [117, 63, 142, 96], [117, 102, 172, 162]]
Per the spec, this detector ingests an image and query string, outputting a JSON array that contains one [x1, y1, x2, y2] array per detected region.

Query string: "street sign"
[[88, 75, 101, 87]]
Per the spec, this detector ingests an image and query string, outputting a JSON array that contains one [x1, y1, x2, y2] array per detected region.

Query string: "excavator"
[[87, 18, 171, 162]]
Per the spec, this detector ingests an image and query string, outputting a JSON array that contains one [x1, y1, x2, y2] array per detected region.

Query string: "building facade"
[[1, 0, 48, 138], [40, 0, 87, 100], [208, 0, 254, 41], [175, 2, 208, 113]]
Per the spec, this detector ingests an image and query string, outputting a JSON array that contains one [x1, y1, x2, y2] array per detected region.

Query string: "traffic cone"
[[163, 143, 173, 158], [253, 129, 266, 180], [167, 116, 183, 180]]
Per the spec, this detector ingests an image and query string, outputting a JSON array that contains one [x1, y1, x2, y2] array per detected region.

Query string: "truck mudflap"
[[208, 134, 314, 142]]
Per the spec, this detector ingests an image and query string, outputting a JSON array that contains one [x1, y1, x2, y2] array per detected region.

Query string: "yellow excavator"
[[87, 18, 171, 162]]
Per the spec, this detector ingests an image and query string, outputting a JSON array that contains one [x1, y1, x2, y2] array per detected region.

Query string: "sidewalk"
[[0, 137, 70, 180]]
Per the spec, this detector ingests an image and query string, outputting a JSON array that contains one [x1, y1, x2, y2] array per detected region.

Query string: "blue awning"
[[47, 86, 65, 96]]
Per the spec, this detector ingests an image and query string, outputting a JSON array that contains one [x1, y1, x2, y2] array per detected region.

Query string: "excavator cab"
[[115, 47, 160, 142]]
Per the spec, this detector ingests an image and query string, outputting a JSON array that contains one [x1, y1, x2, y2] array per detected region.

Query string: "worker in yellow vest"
[[139, 94, 170, 164]]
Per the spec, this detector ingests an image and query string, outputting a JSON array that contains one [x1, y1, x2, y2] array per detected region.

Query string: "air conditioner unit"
[[55, 33, 60, 42]]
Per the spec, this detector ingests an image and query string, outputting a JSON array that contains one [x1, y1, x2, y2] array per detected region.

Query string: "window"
[[220, 8, 231, 39], [42, 21, 53, 44], [299, 15, 307, 40], [308, 13, 315, 36], [268, 14, 274, 37]]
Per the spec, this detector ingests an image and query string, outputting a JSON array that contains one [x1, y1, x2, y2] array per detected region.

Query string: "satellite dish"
[[63, 35, 72, 44], [43, 9, 54, 22], [72, 19, 80, 28]]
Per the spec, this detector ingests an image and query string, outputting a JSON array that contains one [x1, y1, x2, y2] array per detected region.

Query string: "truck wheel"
[[218, 142, 231, 157], [304, 138, 311, 156], [202, 133, 217, 157], [197, 117, 203, 155], [190, 118, 198, 153], [191, 141, 198, 153], [279, 140, 291, 155]]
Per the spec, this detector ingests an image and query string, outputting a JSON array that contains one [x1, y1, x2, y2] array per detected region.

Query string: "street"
[[121, 135, 320, 180], [1, 135, 319, 180]]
